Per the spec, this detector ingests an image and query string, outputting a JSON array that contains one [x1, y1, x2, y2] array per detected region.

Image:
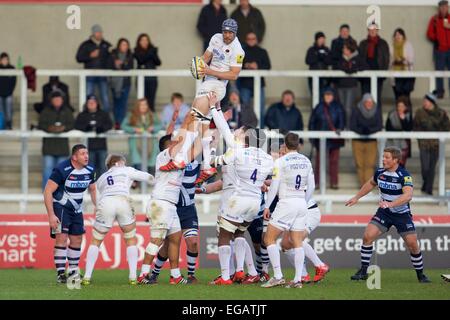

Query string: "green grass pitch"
[[1, 268, 449, 300]]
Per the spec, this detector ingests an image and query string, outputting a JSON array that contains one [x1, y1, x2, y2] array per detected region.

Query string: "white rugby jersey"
[[273, 152, 314, 199], [152, 149, 184, 204], [96, 166, 153, 201], [221, 146, 274, 198], [205, 33, 245, 85]]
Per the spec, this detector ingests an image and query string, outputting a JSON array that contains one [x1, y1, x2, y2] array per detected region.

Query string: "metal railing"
[[0, 130, 449, 214], [0, 69, 449, 213]]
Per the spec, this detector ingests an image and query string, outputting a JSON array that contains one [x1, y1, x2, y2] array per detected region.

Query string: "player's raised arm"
[[44, 179, 60, 230], [196, 179, 224, 194], [208, 93, 234, 147], [128, 167, 155, 185], [345, 178, 377, 207]]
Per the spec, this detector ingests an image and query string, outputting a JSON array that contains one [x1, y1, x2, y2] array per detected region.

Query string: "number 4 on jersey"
[[250, 169, 258, 184]]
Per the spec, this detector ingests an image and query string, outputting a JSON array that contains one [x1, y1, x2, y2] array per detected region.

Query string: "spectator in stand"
[[121, 98, 162, 176], [385, 96, 413, 167], [0, 52, 16, 129], [237, 31, 271, 123], [264, 90, 303, 134], [197, 0, 228, 51], [134, 34, 161, 112], [76, 24, 112, 112], [225, 88, 257, 129], [308, 87, 345, 189], [110, 38, 134, 129], [331, 24, 355, 66], [305, 32, 332, 96], [390, 28, 415, 100], [333, 39, 367, 128], [413, 92, 450, 195], [359, 23, 390, 110], [75, 94, 113, 178], [34, 77, 71, 114], [230, 0, 266, 43], [161, 92, 190, 133], [350, 93, 383, 187], [427, 0, 450, 99], [38, 91, 75, 189]]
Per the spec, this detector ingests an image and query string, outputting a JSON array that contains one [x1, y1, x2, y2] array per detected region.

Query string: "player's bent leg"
[[402, 232, 431, 283], [351, 223, 383, 281]]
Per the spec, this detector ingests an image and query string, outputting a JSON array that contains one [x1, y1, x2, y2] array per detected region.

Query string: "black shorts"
[[248, 216, 263, 244], [50, 205, 85, 238], [176, 204, 199, 231], [370, 208, 416, 236]]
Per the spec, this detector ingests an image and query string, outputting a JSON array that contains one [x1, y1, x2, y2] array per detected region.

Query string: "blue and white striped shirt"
[[49, 159, 96, 213], [177, 160, 201, 207], [374, 166, 413, 214]]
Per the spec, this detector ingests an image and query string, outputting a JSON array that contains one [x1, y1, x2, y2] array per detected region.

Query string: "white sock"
[[218, 245, 231, 280], [126, 246, 138, 280], [229, 240, 236, 275], [302, 260, 308, 277], [303, 241, 323, 267], [140, 264, 151, 276], [201, 136, 213, 170], [244, 239, 258, 276], [84, 245, 99, 279], [234, 238, 246, 273], [174, 131, 198, 164], [294, 247, 305, 283], [170, 268, 181, 278], [267, 244, 283, 280], [284, 249, 296, 267]]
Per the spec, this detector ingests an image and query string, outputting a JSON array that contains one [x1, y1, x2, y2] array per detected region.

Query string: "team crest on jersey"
[[404, 176, 413, 184], [236, 54, 244, 64], [69, 175, 76, 180]]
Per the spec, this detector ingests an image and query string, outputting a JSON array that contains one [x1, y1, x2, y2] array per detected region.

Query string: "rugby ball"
[[190, 56, 205, 80]]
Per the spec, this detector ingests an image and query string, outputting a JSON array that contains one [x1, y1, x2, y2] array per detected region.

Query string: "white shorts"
[[94, 196, 135, 232], [146, 199, 181, 237], [195, 79, 226, 102], [220, 194, 261, 224], [306, 205, 321, 234], [269, 198, 308, 232]]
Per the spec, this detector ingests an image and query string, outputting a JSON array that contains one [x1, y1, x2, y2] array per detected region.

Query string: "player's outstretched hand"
[[49, 214, 60, 230], [263, 208, 271, 220], [345, 197, 358, 207]]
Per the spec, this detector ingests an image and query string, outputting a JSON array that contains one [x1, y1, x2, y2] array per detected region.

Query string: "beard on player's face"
[[223, 31, 235, 44]]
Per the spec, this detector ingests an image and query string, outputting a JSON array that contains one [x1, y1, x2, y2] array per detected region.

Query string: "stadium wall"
[[0, 4, 436, 104]]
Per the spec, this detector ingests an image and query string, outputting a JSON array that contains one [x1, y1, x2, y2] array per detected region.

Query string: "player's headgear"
[[222, 18, 238, 34]]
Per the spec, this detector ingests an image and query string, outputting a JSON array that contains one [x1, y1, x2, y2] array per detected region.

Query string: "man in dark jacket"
[[197, 0, 228, 51], [38, 91, 75, 190], [350, 93, 383, 187], [413, 92, 450, 195], [237, 31, 271, 125], [308, 88, 345, 189], [305, 32, 332, 95], [225, 88, 258, 129], [330, 24, 355, 66], [427, 0, 450, 98], [75, 94, 113, 178], [76, 24, 112, 112], [359, 23, 390, 110], [230, 0, 266, 43], [0, 52, 17, 129], [333, 39, 367, 127], [34, 76, 72, 114], [264, 90, 303, 133]]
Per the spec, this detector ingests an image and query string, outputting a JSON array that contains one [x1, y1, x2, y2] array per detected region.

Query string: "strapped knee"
[[92, 228, 107, 241], [183, 228, 199, 239], [219, 217, 239, 233], [123, 229, 136, 240], [151, 228, 168, 239]]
